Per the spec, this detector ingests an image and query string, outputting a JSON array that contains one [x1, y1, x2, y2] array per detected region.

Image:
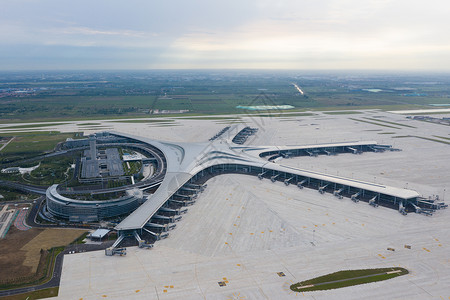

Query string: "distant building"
[[1, 167, 20, 174]]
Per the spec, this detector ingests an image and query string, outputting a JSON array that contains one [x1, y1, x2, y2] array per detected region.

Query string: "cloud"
[[0, 0, 449, 70]]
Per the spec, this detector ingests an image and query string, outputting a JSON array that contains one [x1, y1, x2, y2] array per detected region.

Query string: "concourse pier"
[[102, 131, 446, 251]]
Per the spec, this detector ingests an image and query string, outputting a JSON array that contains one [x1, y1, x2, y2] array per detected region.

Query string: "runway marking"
[[435, 238, 439, 242], [261, 231, 264, 233], [229, 233, 233, 235], [250, 233, 254, 235], [102, 295, 107, 298], [135, 290, 140, 293], [163, 290, 167, 293], [438, 244, 442, 247], [423, 247, 431, 252], [237, 264, 241, 266], [378, 254, 386, 259]]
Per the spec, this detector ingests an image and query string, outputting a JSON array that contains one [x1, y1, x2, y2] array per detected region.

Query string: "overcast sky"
[[1, 0, 450, 70]]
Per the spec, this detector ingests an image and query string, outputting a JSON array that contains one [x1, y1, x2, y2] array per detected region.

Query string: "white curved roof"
[[111, 132, 419, 231]]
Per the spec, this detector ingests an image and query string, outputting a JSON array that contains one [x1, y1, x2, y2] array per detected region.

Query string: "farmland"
[[1, 71, 449, 122]]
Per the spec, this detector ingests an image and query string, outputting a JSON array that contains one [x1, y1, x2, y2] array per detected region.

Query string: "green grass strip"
[[363, 117, 416, 128], [111, 119, 175, 123], [412, 136, 450, 145], [1, 286, 59, 300], [392, 135, 450, 144], [349, 118, 401, 129], [291, 267, 408, 292], [1, 123, 68, 129], [323, 111, 362, 115], [433, 135, 450, 141]]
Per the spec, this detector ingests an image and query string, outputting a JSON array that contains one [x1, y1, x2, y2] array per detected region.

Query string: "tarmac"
[[22, 109, 450, 299]]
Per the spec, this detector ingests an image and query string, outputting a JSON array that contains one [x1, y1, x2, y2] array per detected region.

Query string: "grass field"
[[1, 123, 69, 130], [111, 119, 176, 123], [0, 227, 86, 284], [0, 187, 34, 202], [0, 132, 81, 165], [21, 156, 74, 186], [290, 267, 409, 292], [362, 117, 416, 128], [349, 118, 401, 129], [0, 287, 59, 299], [323, 111, 363, 115], [1, 71, 448, 122]]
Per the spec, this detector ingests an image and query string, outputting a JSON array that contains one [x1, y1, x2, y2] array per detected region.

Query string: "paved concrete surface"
[[0, 205, 16, 238], [18, 109, 449, 299]]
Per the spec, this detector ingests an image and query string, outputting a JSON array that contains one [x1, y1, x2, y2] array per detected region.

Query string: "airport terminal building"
[[46, 185, 144, 222]]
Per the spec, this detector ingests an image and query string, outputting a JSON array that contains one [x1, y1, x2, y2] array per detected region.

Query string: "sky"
[[1, 0, 450, 71]]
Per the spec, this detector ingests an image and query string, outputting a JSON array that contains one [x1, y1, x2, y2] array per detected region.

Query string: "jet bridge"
[[143, 227, 169, 240], [351, 192, 361, 203], [318, 184, 329, 194], [271, 174, 280, 182], [333, 188, 344, 199], [297, 179, 308, 189], [368, 196, 379, 207], [169, 199, 196, 206], [184, 183, 206, 192], [346, 147, 360, 154], [284, 177, 294, 186], [323, 149, 334, 156], [159, 207, 188, 215], [138, 240, 154, 249], [258, 170, 269, 180], [105, 247, 126, 256], [399, 202, 407, 215]]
